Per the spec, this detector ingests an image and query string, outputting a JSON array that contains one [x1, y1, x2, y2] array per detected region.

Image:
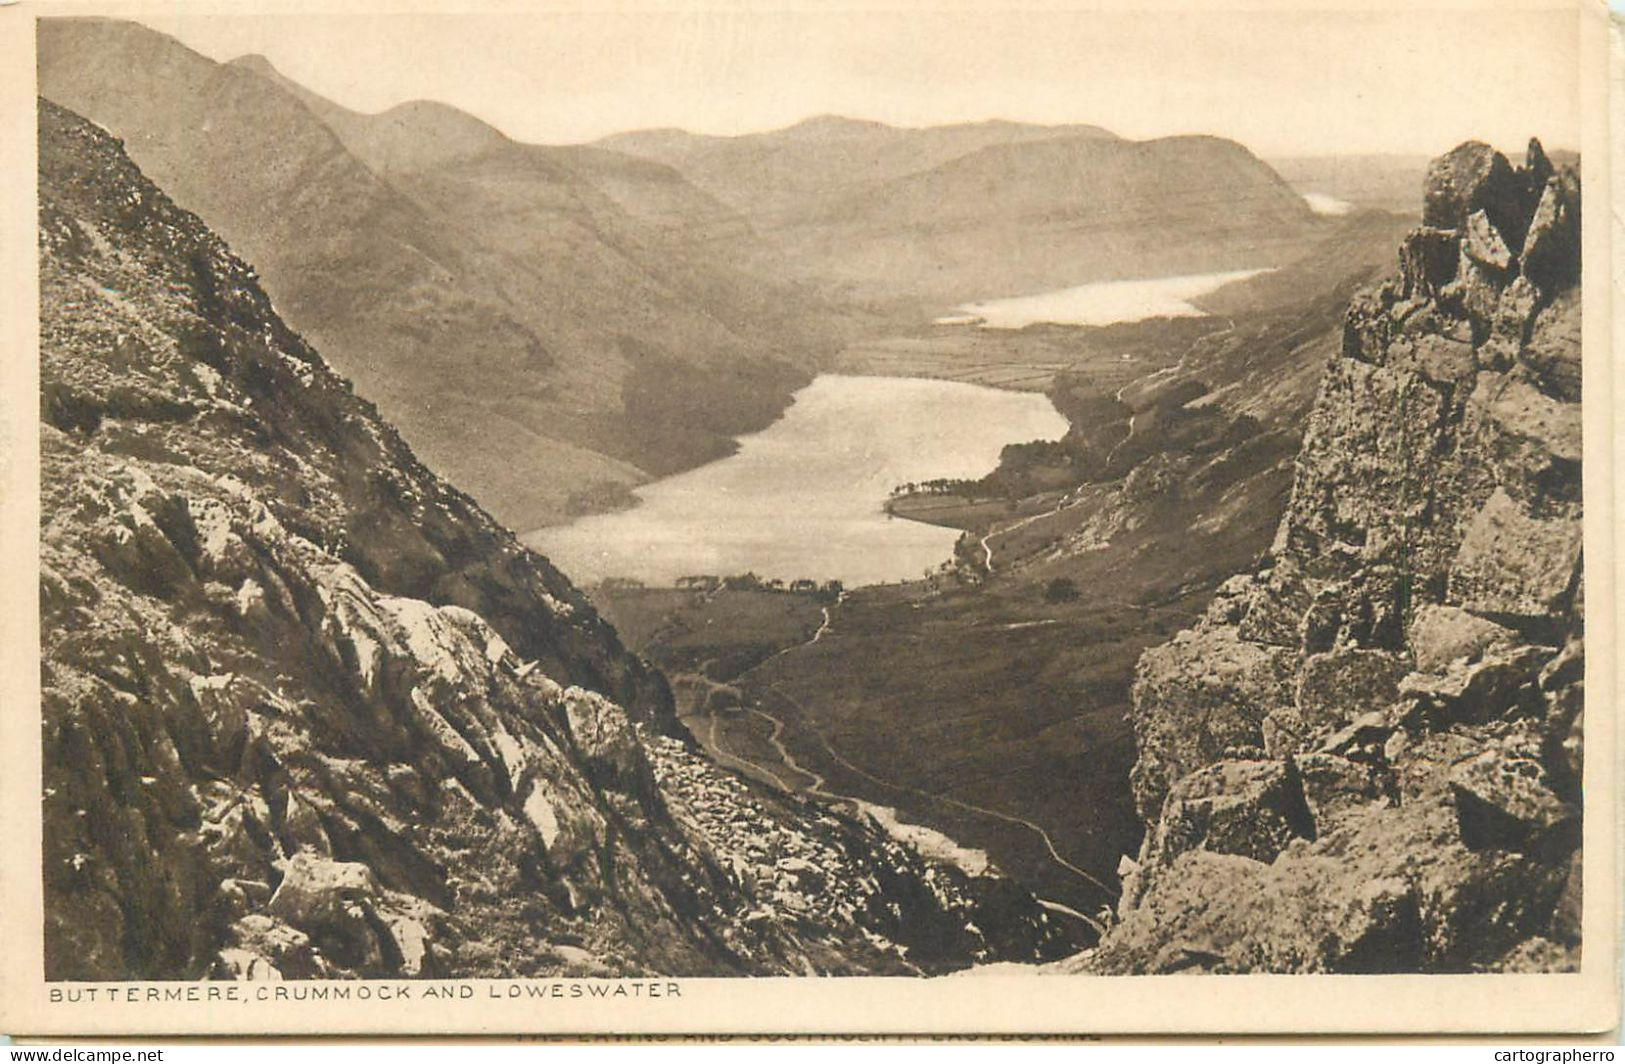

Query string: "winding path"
[[682, 564, 1115, 919], [978, 491, 1082, 575], [760, 683, 1115, 908], [701, 712, 796, 792]]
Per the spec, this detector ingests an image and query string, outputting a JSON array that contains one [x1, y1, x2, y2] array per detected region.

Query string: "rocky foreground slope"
[[38, 99, 1076, 980], [1090, 140, 1583, 973]]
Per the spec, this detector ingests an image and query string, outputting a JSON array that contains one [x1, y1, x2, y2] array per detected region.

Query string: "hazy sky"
[[129, 4, 1582, 156]]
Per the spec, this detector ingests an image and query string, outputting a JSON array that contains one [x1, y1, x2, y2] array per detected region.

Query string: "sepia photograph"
[[0, 0, 1616, 1038]]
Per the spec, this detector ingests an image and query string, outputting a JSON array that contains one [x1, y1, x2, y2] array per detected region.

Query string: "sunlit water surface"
[[524, 374, 1068, 587], [935, 268, 1275, 329]]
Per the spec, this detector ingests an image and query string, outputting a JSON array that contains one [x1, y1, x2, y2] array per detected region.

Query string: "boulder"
[[1294, 752, 1385, 834], [1491, 275, 1541, 344], [1464, 209, 1516, 272], [1397, 227, 1461, 300], [1519, 291, 1582, 403], [1317, 707, 1404, 759], [1477, 373, 1582, 467], [561, 687, 655, 797], [1096, 847, 1426, 975], [1422, 142, 1527, 247], [1474, 407, 1582, 514], [1236, 560, 1315, 648], [1448, 489, 1581, 620], [1448, 748, 1578, 857], [1202, 574, 1256, 625], [1446, 248, 1510, 334], [215, 913, 326, 980], [1128, 626, 1297, 820], [1292, 648, 1407, 734], [1520, 171, 1580, 292], [1385, 334, 1476, 384], [1476, 275, 1541, 372], [1343, 289, 1397, 364], [1147, 759, 1313, 866], [1413, 841, 1572, 968], [266, 853, 387, 971], [1407, 604, 1517, 673], [1397, 644, 1548, 725]]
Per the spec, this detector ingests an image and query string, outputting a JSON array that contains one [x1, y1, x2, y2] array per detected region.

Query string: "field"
[[589, 586, 831, 714]]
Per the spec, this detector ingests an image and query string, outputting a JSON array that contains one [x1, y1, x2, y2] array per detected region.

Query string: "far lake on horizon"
[[936, 268, 1274, 329], [523, 374, 1068, 587]]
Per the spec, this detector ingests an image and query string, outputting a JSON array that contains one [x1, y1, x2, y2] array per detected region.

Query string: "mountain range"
[[603, 120, 1324, 308]]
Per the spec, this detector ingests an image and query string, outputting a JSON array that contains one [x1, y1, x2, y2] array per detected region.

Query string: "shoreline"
[[520, 371, 1067, 588]]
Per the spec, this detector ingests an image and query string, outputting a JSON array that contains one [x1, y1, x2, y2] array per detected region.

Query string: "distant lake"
[[935, 268, 1274, 329], [523, 374, 1067, 587], [1302, 192, 1355, 216]]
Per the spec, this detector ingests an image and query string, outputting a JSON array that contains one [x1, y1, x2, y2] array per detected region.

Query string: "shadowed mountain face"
[[38, 97, 1078, 980], [600, 122, 1324, 308], [37, 18, 847, 530]]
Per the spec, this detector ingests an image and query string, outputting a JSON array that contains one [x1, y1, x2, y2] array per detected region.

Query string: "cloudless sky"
[[130, 3, 1581, 157]]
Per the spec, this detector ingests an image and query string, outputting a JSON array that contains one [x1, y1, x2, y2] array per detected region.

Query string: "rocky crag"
[[1089, 140, 1583, 974], [39, 99, 1077, 981]]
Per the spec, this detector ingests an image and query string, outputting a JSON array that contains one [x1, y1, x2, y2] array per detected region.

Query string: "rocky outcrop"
[[38, 99, 1077, 980], [1092, 139, 1582, 974]]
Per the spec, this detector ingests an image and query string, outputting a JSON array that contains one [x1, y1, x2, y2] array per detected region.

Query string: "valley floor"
[[588, 255, 1358, 919]]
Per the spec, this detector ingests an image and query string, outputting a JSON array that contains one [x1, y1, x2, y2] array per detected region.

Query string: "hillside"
[[598, 115, 1120, 226], [1267, 154, 1433, 215], [37, 18, 850, 530], [1091, 139, 1583, 973], [37, 97, 1078, 980], [790, 134, 1320, 304], [606, 121, 1325, 309]]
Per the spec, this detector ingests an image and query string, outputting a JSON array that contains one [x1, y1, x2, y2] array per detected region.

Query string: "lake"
[[935, 267, 1274, 329], [523, 374, 1067, 587], [1302, 192, 1355, 216]]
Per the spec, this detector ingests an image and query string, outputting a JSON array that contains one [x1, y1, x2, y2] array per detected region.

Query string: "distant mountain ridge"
[[41, 15, 1333, 529], [597, 115, 1122, 225], [602, 117, 1324, 308]]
